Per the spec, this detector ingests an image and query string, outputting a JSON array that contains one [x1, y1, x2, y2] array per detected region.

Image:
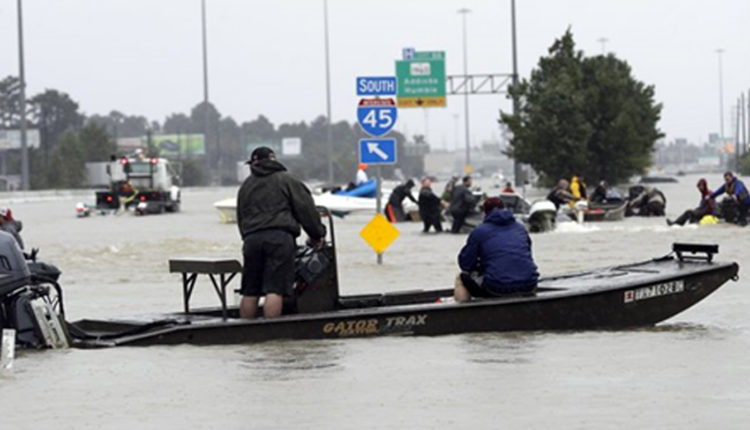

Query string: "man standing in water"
[[236, 147, 327, 319], [449, 176, 478, 233], [418, 177, 443, 233]]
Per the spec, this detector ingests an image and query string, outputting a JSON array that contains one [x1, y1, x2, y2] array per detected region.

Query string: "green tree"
[[78, 123, 113, 161], [0, 76, 23, 128], [501, 30, 663, 185], [46, 131, 85, 188]]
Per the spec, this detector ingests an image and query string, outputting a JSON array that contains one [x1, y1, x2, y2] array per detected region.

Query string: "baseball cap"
[[247, 146, 275, 164]]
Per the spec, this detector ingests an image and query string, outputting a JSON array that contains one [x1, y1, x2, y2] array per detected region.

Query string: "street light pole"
[[17, 0, 29, 191], [201, 0, 209, 104], [716, 49, 725, 149], [510, 0, 522, 187], [323, 0, 334, 183], [458, 8, 471, 172]]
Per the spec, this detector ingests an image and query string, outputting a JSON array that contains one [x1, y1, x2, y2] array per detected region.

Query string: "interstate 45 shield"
[[357, 98, 397, 137]]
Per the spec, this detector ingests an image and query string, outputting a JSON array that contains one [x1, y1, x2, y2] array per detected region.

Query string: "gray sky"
[[1, 0, 748, 150]]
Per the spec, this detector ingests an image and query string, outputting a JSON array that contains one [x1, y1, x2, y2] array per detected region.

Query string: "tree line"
[[0, 76, 410, 189]]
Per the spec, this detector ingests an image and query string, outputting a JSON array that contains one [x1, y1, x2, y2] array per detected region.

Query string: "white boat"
[[214, 190, 416, 223]]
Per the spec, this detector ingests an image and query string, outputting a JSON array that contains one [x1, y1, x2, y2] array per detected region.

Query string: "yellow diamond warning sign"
[[360, 214, 400, 254]]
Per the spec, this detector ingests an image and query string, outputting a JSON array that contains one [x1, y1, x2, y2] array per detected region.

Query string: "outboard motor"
[[0, 232, 68, 349]]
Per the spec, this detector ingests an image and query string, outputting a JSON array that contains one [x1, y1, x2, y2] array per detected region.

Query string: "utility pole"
[[17, 0, 29, 191], [742, 92, 747, 157], [201, 0, 209, 104], [458, 8, 471, 171], [510, 0, 522, 187], [201, 0, 215, 179], [736, 99, 741, 169], [716, 49, 725, 150], [323, 0, 334, 183]]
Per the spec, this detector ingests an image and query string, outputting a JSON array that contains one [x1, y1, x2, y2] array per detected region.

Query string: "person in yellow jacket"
[[569, 173, 588, 206]]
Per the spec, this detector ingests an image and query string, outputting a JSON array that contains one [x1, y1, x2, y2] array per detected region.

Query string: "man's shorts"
[[241, 229, 295, 297]]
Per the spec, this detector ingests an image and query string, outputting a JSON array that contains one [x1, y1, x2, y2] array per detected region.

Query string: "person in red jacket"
[[667, 178, 716, 226]]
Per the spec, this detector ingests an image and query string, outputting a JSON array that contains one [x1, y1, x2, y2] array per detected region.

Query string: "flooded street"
[[2, 173, 749, 429]]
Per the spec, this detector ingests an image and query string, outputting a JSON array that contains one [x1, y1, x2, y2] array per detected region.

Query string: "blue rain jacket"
[[458, 208, 539, 292]]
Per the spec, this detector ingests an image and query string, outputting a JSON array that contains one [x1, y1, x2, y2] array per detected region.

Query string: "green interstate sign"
[[395, 50, 446, 108]]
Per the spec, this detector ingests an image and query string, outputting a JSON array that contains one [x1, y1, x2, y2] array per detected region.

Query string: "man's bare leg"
[[239, 296, 259, 319], [263, 293, 283, 318], [454, 274, 471, 303]]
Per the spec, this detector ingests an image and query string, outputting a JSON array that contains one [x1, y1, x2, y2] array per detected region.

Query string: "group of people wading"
[[383, 175, 484, 234], [236, 150, 538, 316]]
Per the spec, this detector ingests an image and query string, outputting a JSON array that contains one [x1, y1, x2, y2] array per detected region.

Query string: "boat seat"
[[168, 258, 242, 320]]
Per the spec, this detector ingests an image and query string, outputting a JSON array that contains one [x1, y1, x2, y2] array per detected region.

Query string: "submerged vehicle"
[[95, 156, 181, 215], [0, 211, 738, 349]]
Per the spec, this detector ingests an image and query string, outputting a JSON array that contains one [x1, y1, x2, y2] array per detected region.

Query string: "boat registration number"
[[624, 280, 685, 303]]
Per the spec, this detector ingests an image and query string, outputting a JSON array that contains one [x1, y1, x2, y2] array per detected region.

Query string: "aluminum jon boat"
[[65, 228, 738, 347]]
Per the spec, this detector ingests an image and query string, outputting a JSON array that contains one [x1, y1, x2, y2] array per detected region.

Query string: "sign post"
[[355, 76, 399, 264]]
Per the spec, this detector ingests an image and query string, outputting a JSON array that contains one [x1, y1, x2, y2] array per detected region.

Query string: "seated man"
[[710, 171, 750, 226], [454, 197, 539, 302], [667, 178, 716, 226]]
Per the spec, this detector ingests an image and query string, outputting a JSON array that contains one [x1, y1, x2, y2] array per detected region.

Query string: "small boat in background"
[[639, 175, 678, 184], [569, 200, 628, 222]]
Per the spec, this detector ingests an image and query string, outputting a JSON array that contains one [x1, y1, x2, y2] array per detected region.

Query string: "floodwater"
[[1, 173, 749, 429]]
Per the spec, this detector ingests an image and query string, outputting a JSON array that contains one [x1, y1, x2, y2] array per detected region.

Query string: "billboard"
[[152, 134, 206, 156], [0, 129, 41, 150], [116, 134, 206, 156], [282, 137, 302, 156]]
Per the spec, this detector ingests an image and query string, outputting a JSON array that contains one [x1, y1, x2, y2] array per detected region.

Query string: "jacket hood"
[[484, 208, 515, 225], [250, 159, 287, 177]]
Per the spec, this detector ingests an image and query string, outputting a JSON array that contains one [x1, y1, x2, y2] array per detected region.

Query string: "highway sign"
[[359, 138, 396, 165], [357, 98, 398, 137], [356, 76, 397, 96], [395, 50, 446, 108], [360, 213, 400, 254]]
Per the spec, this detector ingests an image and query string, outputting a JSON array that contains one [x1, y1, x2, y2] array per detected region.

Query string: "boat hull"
[[72, 257, 738, 347]]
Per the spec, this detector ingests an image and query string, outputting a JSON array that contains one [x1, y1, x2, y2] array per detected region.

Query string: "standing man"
[[385, 179, 417, 222], [236, 147, 327, 319], [449, 175, 478, 233], [710, 171, 750, 226], [418, 177, 443, 233]]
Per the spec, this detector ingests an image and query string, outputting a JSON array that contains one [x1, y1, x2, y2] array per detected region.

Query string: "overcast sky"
[[1, 0, 748, 150]]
